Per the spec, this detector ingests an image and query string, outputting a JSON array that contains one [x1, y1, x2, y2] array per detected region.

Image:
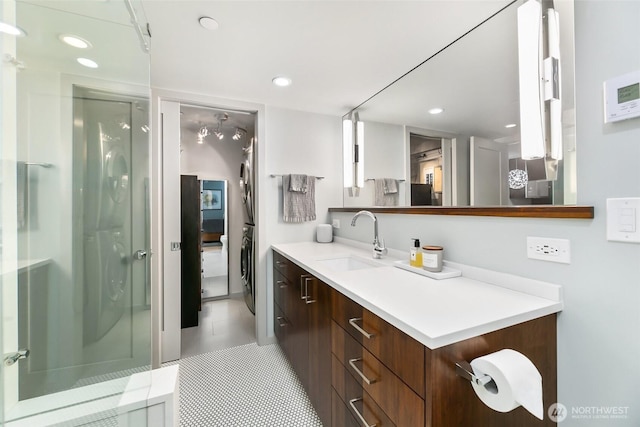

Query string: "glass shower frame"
[[1, 0, 152, 424]]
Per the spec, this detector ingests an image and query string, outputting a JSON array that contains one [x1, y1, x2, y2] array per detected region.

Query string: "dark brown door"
[[181, 174, 201, 328]]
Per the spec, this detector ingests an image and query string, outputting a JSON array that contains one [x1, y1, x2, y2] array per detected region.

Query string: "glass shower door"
[[1, 0, 152, 424]]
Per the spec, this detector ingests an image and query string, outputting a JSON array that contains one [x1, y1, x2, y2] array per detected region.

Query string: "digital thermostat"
[[604, 70, 640, 123]]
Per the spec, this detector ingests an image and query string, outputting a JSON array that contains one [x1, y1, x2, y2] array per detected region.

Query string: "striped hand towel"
[[283, 175, 316, 223]]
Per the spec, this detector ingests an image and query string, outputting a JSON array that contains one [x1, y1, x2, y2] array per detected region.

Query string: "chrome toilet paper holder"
[[455, 361, 494, 386]]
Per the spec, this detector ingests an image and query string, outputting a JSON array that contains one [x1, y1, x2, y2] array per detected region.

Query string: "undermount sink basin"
[[316, 255, 382, 272]]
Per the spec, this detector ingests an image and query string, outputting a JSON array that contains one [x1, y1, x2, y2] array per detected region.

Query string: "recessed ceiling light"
[[272, 76, 292, 87], [428, 107, 444, 115], [77, 57, 98, 68], [0, 21, 26, 37], [59, 34, 91, 49], [505, 123, 517, 128], [199, 16, 219, 30]]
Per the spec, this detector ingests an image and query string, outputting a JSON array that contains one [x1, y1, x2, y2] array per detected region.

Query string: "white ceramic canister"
[[422, 245, 443, 272], [316, 224, 333, 243]]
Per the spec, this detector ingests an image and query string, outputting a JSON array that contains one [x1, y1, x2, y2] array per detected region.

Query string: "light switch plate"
[[606, 198, 640, 243]]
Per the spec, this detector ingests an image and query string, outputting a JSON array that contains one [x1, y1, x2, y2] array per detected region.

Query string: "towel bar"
[[24, 162, 53, 168], [270, 174, 324, 179]]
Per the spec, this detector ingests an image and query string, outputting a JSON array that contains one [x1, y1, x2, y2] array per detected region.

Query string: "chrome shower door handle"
[[4, 349, 30, 366], [134, 249, 147, 260]]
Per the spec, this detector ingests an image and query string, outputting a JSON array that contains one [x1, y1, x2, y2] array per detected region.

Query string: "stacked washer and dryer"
[[240, 138, 255, 314], [79, 97, 132, 344]]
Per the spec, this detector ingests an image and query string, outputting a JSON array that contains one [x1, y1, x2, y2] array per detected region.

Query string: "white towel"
[[374, 179, 399, 206], [383, 178, 398, 194], [288, 174, 308, 193], [283, 175, 316, 222]]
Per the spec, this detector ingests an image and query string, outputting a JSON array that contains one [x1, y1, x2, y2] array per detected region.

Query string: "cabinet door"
[[307, 277, 332, 426], [180, 174, 201, 328], [286, 273, 309, 389]]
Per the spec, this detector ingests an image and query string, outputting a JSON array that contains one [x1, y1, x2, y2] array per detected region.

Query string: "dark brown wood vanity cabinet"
[[273, 251, 332, 426], [332, 288, 425, 427], [274, 250, 557, 427], [425, 314, 558, 427], [331, 288, 558, 427]]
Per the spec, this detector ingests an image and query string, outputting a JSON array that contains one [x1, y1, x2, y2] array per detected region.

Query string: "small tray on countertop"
[[394, 260, 462, 280]]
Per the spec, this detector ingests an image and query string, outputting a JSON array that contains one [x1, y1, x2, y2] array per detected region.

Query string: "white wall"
[[180, 126, 245, 295], [260, 106, 342, 341], [331, 2, 640, 425]]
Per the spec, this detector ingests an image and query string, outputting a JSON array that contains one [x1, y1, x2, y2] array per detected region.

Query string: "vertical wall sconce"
[[517, 0, 545, 160], [517, 0, 563, 165], [546, 7, 562, 161], [343, 111, 364, 196]]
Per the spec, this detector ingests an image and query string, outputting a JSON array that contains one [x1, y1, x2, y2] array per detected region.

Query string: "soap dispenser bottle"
[[410, 238, 423, 267]]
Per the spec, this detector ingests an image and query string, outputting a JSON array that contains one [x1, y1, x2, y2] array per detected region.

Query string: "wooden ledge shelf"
[[329, 205, 594, 219]]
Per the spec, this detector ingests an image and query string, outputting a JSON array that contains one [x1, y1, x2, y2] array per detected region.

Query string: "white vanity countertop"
[[272, 239, 563, 350]]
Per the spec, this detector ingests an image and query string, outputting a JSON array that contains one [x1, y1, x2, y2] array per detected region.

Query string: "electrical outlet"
[[527, 237, 570, 264], [332, 219, 340, 229]]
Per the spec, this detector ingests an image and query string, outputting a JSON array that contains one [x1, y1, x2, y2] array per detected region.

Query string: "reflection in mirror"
[[201, 180, 229, 299], [343, 0, 576, 208]]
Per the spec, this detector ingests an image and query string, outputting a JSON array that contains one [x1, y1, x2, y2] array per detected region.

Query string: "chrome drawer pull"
[[348, 317, 375, 339], [276, 316, 287, 327], [348, 398, 377, 427], [348, 358, 377, 385], [304, 277, 316, 304], [300, 274, 313, 300], [276, 280, 287, 289]]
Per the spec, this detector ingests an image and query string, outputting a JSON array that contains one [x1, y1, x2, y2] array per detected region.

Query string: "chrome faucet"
[[351, 210, 387, 259]]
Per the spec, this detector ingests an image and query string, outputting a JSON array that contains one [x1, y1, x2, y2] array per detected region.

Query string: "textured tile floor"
[[174, 296, 321, 425], [173, 343, 323, 427]]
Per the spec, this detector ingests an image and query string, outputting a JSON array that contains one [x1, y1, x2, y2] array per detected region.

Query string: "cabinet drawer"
[[273, 302, 287, 344], [331, 289, 425, 398], [273, 270, 287, 310], [331, 389, 361, 427], [273, 251, 305, 283], [332, 355, 396, 427], [332, 322, 424, 427]]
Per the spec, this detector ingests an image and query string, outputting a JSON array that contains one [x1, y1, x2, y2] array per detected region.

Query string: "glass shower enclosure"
[[1, 0, 152, 424]]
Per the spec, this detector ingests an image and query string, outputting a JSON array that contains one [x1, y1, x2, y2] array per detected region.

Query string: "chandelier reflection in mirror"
[[508, 169, 529, 190]]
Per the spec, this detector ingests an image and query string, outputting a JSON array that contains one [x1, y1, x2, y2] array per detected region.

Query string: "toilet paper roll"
[[470, 349, 543, 420]]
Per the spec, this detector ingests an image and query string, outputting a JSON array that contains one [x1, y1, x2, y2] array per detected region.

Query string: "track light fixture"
[[197, 125, 209, 144], [232, 127, 247, 141]]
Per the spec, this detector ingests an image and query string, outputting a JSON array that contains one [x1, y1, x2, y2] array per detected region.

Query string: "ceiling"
[[140, 0, 513, 117], [14, 0, 514, 118]]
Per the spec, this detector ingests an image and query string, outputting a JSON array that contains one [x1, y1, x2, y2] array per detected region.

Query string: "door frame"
[[152, 89, 266, 363]]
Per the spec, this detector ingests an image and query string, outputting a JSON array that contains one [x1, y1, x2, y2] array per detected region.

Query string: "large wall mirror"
[[342, 0, 581, 212]]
